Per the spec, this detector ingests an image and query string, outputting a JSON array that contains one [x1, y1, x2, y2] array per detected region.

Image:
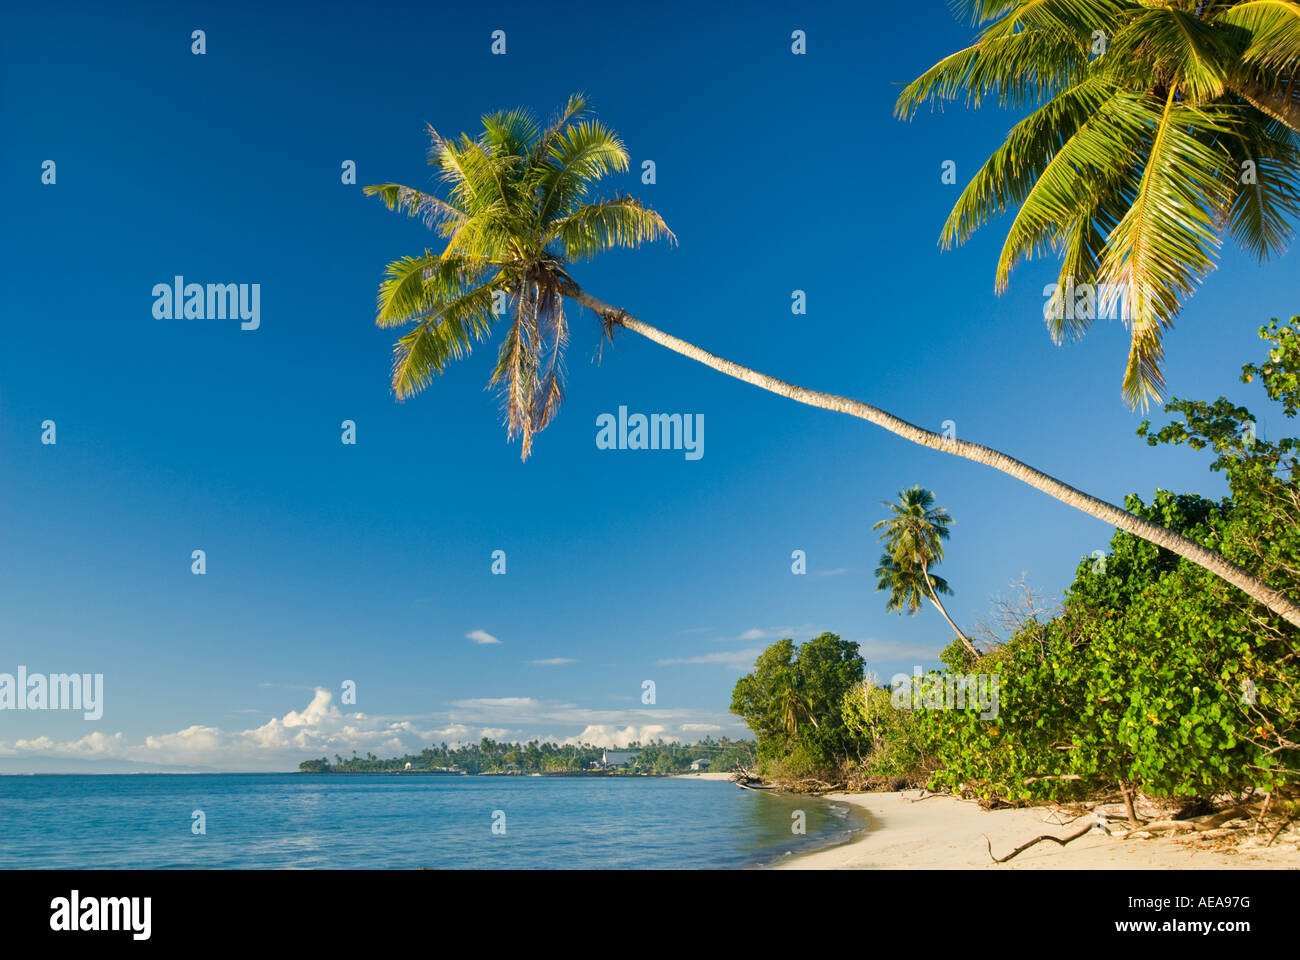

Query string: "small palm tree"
[[776, 679, 819, 735], [364, 94, 1300, 628], [873, 488, 979, 657], [897, 0, 1300, 408]]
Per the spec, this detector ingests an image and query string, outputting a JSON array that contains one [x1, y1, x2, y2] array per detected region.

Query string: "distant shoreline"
[[0, 769, 743, 777], [298, 769, 730, 778]]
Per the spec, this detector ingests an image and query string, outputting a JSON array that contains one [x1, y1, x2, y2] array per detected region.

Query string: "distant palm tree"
[[875, 554, 952, 614], [874, 488, 979, 657], [364, 94, 1300, 628], [896, 0, 1300, 408]]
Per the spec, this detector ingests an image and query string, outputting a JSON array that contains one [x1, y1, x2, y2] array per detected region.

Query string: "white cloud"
[[731, 625, 817, 643], [451, 697, 538, 709], [0, 691, 749, 772], [467, 629, 500, 645], [657, 648, 761, 668], [569, 725, 676, 748], [528, 658, 576, 666], [0, 689, 467, 772]]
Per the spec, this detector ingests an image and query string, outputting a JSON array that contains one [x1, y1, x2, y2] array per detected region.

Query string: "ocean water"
[[0, 774, 865, 869]]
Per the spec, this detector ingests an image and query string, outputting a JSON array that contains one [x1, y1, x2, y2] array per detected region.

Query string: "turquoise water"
[[0, 774, 864, 869]]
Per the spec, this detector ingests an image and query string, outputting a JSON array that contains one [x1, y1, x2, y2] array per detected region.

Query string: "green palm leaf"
[[900, 0, 1300, 407]]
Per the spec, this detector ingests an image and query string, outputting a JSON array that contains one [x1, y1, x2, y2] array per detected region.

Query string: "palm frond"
[[390, 282, 499, 398], [547, 198, 675, 260], [375, 252, 495, 328], [1220, 115, 1300, 260], [895, 26, 1089, 118], [992, 87, 1148, 296], [1106, 8, 1234, 103], [530, 283, 568, 437], [362, 183, 468, 236], [536, 121, 630, 225], [1097, 93, 1238, 407], [531, 92, 590, 165], [1214, 0, 1300, 73], [480, 106, 540, 160], [904, 0, 1300, 407], [941, 74, 1117, 250]]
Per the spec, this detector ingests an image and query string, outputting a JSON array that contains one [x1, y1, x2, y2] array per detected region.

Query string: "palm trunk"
[[558, 280, 1300, 630], [1228, 79, 1300, 133], [921, 566, 980, 659]]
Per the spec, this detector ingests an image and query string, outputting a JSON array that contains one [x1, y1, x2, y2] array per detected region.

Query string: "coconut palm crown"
[[874, 487, 979, 656], [897, 0, 1300, 408], [875, 552, 954, 614], [364, 93, 674, 458]]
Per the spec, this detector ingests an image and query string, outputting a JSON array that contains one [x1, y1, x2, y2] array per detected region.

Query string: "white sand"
[[774, 791, 1300, 869]]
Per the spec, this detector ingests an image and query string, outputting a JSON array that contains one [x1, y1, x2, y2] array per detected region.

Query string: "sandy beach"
[[774, 790, 1300, 869]]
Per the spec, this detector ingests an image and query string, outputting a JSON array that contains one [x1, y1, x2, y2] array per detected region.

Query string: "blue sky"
[[1, 0, 1295, 771]]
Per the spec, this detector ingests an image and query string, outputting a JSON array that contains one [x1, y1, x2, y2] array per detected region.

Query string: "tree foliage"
[[909, 318, 1300, 803], [297, 736, 755, 775], [899, 1, 1300, 407], [730, 633, 866, 774], [366, 93, 673, 458]]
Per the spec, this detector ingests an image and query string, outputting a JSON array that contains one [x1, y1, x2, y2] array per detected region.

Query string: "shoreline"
[[773, 791, 1300, 869], [670, 771, 736, 781]]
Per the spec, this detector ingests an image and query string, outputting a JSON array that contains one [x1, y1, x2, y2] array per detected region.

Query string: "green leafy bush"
[[914, 319, 1300, 804], [730, 632, 866, 776]]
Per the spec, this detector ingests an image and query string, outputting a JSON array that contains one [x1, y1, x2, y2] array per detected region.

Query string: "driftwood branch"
[[1266, 812, 1295, 847], [984, 822, 1094, 863], [910, 790, 950, 802], [794, 778, 842, 790]]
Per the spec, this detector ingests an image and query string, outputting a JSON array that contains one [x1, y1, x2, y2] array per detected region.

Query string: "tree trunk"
[[558, 280, 1300, 630], [1119, 780, 1141, 829], [922, 566, 981, 659]]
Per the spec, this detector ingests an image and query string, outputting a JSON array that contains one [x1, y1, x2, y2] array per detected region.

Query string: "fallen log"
[[1266, 813, 1296, 848]]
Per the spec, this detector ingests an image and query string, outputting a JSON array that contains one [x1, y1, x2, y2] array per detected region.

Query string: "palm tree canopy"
[[875, 552, 953, 614], [897, 0, 1300, 408], [873, 485, 955, 569], [364, 93, 674, 458]]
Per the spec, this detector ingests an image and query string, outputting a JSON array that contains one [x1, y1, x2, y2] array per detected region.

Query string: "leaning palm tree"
[[364, 94, 674, 459], [364, 93, 1300, 628], [896, 0, 1300, 408], [874, 489, 979, 657]]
